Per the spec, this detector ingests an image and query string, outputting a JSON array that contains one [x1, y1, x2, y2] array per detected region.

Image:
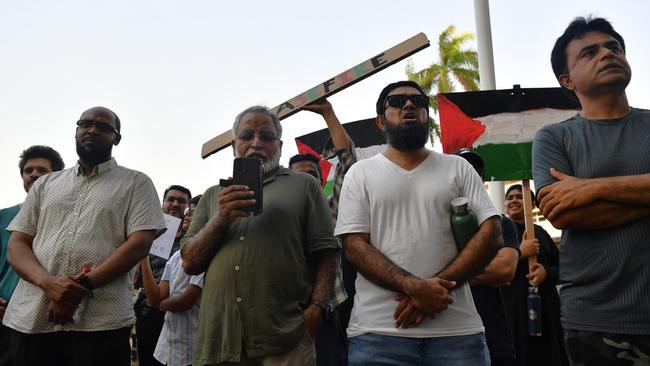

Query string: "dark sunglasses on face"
[[385, 94, 430, 109], [77, 120, 119, 135]]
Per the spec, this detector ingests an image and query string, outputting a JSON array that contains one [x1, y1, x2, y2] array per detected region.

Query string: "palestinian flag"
[[295, 118, 387, 196], [438, 87, 581, 180]]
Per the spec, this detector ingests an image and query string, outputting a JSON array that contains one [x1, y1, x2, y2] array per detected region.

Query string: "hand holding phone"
[[218, 158, 263, 219], [216, 185, 256, 223]]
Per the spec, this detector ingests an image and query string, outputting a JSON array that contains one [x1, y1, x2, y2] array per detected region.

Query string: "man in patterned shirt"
[[290, 99, 357, 365], [3, 106, 166, 366]]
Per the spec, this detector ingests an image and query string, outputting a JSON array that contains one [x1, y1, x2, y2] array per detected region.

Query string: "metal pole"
[[474, 0, 504, 213]]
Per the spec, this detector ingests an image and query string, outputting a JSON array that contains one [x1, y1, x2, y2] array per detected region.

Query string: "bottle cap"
[[450, 197, 469, 213]]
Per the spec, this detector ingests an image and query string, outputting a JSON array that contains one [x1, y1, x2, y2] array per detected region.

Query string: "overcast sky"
[[1, 0, 648, 207]]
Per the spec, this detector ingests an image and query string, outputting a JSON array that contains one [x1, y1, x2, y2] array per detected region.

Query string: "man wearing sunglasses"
[[135, 184, 191, 366], [335, 81, 502, 365], [4, 106, 166, 366]]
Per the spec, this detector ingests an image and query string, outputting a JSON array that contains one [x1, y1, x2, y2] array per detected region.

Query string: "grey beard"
[[261, 150, 281, 173], [236, 150, 282, 174]]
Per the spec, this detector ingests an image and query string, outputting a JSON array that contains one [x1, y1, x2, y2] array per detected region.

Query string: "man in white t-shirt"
[[335, 80, 502, 365]]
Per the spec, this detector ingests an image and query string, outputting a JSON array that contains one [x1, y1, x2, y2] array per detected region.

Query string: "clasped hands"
[[393, 277, 456, 329], [43, 274, 89, 325]]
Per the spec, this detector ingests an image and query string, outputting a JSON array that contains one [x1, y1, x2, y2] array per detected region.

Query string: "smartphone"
[[230, 157, 263, 215]]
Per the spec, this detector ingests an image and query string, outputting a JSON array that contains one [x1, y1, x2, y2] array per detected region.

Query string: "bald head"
[[81, 106, 121, 133]]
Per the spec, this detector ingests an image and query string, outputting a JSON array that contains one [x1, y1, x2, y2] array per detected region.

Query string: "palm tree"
[[406, 25, 480, 141]]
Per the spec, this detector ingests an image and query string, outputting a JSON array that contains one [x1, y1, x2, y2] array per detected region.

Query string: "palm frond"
[[405, 24, 480, 142]]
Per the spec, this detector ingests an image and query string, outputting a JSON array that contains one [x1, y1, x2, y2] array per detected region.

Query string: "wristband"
[[308, 300, 332, 320], [79, 274, 94, 298]]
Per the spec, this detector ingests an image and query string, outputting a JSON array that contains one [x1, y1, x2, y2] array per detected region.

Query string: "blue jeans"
[[348, 333, 490, 366]]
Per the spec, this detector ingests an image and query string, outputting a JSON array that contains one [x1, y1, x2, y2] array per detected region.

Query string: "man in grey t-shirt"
[[532, 17, 650, 366]]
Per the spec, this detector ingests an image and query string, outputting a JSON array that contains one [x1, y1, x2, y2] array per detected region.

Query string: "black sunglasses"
[[76, 120, 119, 135], [385, 94, 429, 109]]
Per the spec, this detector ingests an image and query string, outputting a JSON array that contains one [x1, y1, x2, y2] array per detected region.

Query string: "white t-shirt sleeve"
[[189, 273, 204, 288], [458, 159, 500, 224], [160, 252, 177, 282], [334, 164, 371, 236]]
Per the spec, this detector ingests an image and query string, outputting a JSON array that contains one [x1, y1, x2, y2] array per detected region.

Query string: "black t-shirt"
[[134, 236, 182, 319], [471, 215, 518, 360]]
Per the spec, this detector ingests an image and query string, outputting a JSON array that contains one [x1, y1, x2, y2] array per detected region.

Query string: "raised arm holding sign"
[[201, 33, 430, 158]]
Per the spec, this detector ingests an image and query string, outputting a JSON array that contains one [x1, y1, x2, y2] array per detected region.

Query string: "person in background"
[[181, 195, 202, 234], [289, 98, 356, 365], [135, 185, 191, 366], [0, 145, 64, 366], [454, 148, 519, 366], [139, 246, 204, 366], [503, 185, 567, 366]]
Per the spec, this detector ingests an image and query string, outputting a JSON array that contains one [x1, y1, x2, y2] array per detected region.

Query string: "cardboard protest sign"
[[201, 33, 430, 158]]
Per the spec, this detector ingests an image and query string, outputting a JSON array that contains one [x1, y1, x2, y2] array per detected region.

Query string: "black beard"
[[384, 119, 429, 151], [76, 143, 111, 167]]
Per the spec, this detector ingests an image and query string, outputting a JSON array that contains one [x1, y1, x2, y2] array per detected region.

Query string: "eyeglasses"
[[385, 94, 429, 110], [165, 196, 188, 205], [77, 120, 119, 135], [236, 130, 279, 143]]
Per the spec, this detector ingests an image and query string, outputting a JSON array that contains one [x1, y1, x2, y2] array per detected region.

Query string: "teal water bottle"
[[450, 197, 478, 252]]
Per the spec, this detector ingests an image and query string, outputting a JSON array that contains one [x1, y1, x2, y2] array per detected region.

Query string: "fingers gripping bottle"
[[450, 197, 478, 252]]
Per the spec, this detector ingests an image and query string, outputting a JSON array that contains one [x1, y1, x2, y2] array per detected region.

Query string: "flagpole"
[[474, 0, 504, 213]]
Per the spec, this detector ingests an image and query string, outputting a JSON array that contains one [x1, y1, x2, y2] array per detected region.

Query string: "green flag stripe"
[[474, 142, 533, 181]]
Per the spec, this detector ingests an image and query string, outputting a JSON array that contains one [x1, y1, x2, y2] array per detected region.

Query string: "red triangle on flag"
[[294, 139, 333, 186], [438, 94, 486, 153]]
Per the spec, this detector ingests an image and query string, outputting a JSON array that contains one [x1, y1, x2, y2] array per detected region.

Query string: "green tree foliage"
[[406, 25, 480, 142]]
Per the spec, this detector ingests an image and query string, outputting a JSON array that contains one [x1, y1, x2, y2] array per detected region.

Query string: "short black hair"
[[505, 184, 536, 205], [189, 195, 202, 207], [551, 16, 625, 96], [289, 154, 322, 179], [452, 148, 485, 180], [163, 185, 192, 201], [19, 145, 65, 174], [376, 80, 428, 115]]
